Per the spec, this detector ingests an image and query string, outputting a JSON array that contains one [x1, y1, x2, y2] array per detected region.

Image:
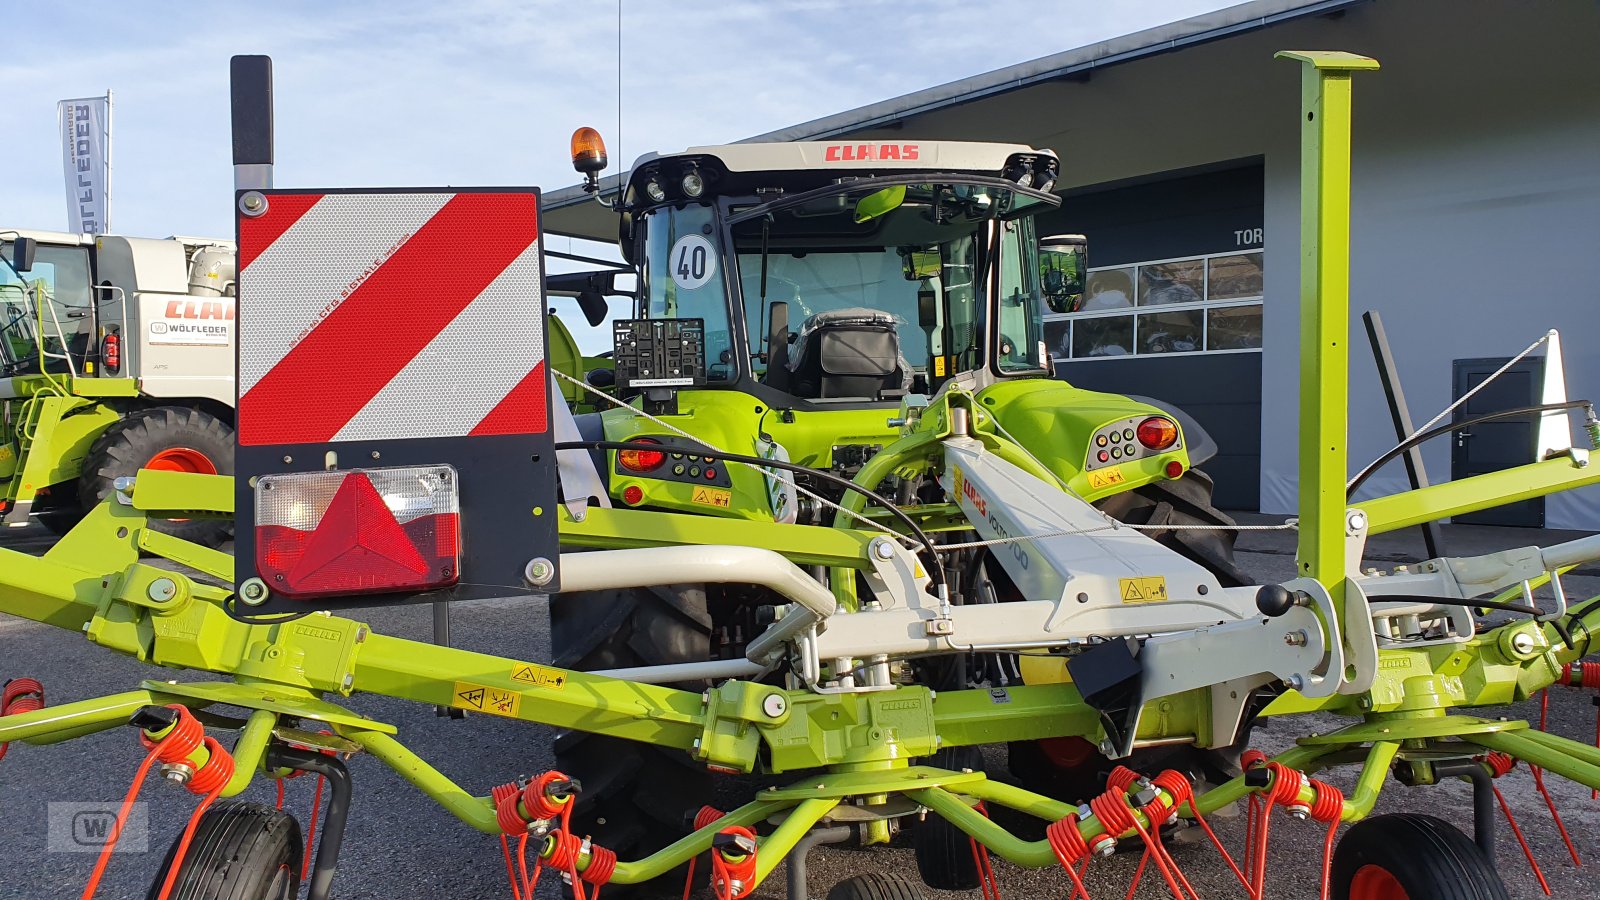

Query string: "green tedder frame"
[[5, 50, 1600, 893]]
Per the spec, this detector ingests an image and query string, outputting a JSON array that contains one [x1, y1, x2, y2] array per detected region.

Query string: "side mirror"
[[576, 289, 609, 328], [585, 367, 616, 389], [11, 237, 35, 273], [917, 287, 938, 328]]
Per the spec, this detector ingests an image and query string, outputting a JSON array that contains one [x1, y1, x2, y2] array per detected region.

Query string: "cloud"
[[1, 0, 1223, 238]]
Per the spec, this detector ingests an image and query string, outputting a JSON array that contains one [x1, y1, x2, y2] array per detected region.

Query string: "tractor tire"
[[1330, 814, 1509, 900], [912, 745, 984, 891], [146, 800, 301, 900], [827, 873, 928, 900], [1094, 469, 1253, 587], [80, 407, 234, 548], [550, 583, 713, 896]]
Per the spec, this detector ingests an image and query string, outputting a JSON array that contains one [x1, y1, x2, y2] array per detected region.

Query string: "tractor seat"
[[785, 308, 909, 401]]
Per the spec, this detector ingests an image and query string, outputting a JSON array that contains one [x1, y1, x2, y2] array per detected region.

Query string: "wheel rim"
[[1350, 864, 1409, 900], [145, 447, 218, 475], [269, 863, 293, 899]]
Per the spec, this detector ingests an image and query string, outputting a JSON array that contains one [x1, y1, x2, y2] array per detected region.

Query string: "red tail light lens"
[[618, 439, 666, 473], [255, 465, 460, 601], [1136, 416, 1179, 451], [102, 333, 120, 373]]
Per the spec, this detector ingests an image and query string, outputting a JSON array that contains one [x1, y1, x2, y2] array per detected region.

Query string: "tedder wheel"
[[1330, 813, 1510, 900], [826, 872, 928, 900], [549, 583, 713, 895], [80, 407, 234, 548], [146, 800, 301, 900], [912, 745, 984, 891]]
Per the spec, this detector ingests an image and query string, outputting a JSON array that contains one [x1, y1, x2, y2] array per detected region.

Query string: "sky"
[[2, 0, 1227, 241]]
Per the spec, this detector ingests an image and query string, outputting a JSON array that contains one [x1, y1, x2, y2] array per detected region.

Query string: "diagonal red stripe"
[[237, 193, 323, 270], [240, 192, 539, 446], [469, 360, 548, 436]]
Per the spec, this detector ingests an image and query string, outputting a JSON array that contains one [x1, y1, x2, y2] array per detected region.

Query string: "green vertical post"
[[1276, 51, 1380, 600]]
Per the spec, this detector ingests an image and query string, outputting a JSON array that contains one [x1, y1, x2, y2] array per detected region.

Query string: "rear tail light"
[[255, 465, 460, 601], [618, 438, 666, 473], [102, 333, 120, 373], [1136, 416, 1179, 451]]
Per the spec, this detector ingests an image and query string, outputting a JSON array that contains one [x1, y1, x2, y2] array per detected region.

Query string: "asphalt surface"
[[3, 519, 1600, 899]]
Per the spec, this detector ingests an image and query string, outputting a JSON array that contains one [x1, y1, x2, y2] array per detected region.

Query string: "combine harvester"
[[5, 51, 1600, 900]]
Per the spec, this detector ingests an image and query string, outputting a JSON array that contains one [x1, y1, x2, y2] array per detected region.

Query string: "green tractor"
[[549, 135, 1251, 880]]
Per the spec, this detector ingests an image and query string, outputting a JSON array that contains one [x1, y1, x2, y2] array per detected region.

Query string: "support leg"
[[267, 745, 352, 900], [786, 825, 852, 900]]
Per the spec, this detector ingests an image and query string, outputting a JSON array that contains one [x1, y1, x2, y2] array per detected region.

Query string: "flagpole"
[[104, 89, 113, 233]]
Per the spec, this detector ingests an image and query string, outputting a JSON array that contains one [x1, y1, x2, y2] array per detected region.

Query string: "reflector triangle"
[[288, 473, 430, 585]]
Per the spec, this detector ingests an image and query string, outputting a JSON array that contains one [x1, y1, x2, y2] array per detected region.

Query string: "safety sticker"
[[1119, 576, 1168, 604], [669, 234, 717, 290], [1087, 467, 1126, 490], [453, 682, 522, 717], [691, 486, 732, 508], [509, 663, 567, 690]]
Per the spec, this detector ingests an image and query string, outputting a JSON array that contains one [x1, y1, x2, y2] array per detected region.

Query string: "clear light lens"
[[645, 180, 667, 202], [255, 465, 460, 601], [1037, 175, 1056, 193], [1014, 170, 1034, 189], [681, 171, 704, 197]]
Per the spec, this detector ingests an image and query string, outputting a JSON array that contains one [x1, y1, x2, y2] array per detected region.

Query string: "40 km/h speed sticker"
[[670, 234, 717, 290]]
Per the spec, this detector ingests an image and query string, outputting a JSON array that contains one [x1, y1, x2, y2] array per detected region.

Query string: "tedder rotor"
[[5, 50, 1600, 900]]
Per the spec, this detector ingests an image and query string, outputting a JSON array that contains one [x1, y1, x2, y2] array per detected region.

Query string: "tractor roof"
[[632, 140, 1054, 175]]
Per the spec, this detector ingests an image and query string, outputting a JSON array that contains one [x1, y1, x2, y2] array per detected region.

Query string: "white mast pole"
[[104, 89, 113, 233]]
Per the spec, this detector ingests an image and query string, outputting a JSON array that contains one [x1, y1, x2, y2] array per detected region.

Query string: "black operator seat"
[[785, 308, 910, 401]]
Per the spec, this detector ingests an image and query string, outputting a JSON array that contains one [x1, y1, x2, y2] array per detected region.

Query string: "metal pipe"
[[266, 745, 351, 900], [751, 799, 842, 891], [1465, 729, 1600, 791], [559, 546, 836, 621], [787, 826, 852, 900], [2, 690, 163, 745], [1432, 759, 1494, 856], [594, 658, 765, 683], [221, 709, 278, 797]]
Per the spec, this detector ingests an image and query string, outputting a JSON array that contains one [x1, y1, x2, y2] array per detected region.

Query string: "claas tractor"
[[10, 50, 1600, 900], [547, 132, 1256, 872]]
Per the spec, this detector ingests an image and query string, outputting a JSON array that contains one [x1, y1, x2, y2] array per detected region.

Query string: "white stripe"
[[238, 193, 453, 395], [331, 240, 546, 441]]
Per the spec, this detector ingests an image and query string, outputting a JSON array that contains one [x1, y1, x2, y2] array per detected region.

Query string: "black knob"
[[1256, 584, 1296, 618]]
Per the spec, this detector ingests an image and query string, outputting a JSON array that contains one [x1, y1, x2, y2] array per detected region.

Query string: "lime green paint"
[[1359, 456, 1600, 535], [1278, 51, 1379, 606], [559, 504, 875, 569]]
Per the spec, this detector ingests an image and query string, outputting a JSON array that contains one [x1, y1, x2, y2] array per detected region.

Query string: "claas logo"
[[824, 144, 920, 162], [164, 299, 236, 321]]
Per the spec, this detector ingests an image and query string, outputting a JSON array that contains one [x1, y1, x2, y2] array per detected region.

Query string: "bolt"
[[870, 538, 896, 561], [1394, 565, 1409, 574], [1511, 632, 1536, 655], [342, 673, 354, 690], [371, 451, 381, 459], [1284, 630, 1308, 647], [147, 578, 177, 603], [1287, 805, 1311, 822], [692, 738, 702, 754], [238, 191, 268, 216], [1285, 674, 1306, 691], [1346, 510, 1368, 534], [355, 626, 368, 643], [524, 557, 555, 587], [762, 693, 788, 718], [1092, 835, 1117, 857], [1098, 740, 1116, 757], [239, 578, 270, 606], [161, 763, 194, 785]]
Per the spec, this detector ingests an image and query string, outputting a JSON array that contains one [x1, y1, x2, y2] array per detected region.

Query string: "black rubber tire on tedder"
[[912, 745, 985, 891], [549, 583, 714, 895], [1329, 813, 1510, 900], [146, 800, 301, 900], [827, 873, 928, 900], [80, 406, 234, 547]]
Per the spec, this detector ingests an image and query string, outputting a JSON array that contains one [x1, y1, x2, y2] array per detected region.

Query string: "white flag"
[[58, 96, 110, 235]]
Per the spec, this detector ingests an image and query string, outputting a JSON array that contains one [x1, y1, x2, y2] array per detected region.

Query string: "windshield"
[[0, 241, 94, 375], [638, 203, 736, 379], [729, 180, 1051, 384]]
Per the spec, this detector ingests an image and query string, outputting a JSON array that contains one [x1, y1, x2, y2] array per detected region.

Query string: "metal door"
[[1451, 357, 1544, 527]]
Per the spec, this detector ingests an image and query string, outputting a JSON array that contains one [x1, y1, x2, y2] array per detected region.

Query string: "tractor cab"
[[0, 231, 98, 380], [597, 140, 1062, 408]]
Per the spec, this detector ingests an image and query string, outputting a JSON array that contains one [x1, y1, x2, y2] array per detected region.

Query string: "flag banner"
[[58, 96, 110, 234]]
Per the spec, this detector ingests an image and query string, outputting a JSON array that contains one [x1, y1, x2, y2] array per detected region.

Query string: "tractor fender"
[[1123, 395, 1218, 468]]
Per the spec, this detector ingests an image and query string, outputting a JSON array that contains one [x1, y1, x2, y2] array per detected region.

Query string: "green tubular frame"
[[9, 49, 1600, 894]]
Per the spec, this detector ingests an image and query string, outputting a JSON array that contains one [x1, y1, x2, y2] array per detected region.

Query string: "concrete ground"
[[3, 517, 1600, 898]]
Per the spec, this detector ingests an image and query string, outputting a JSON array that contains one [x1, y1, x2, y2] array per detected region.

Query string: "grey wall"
[[840, 0, 1600, 528]]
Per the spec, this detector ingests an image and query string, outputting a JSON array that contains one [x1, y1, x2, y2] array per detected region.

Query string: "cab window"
[[639, 204, 735, 380]]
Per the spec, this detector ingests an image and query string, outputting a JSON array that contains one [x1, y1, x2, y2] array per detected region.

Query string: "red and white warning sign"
[[232, 187, 558, 614], [236, 190, 547, 446]]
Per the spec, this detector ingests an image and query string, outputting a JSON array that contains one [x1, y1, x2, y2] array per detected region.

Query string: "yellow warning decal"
[[934, 355, 948, 377], [510, 663, 567, 690], [691, 486, 732, 508], [1087, 467, 1126, 490], [1119, 576, 1168, 604], [453, 682, 522, 718]]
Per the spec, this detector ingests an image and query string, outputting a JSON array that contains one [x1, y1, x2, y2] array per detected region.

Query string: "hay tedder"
[[8, 50, 1600, 900]]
